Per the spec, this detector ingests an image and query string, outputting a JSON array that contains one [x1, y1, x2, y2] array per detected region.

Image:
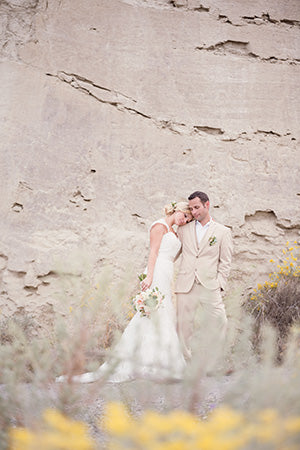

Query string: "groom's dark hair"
[[188, 191, 209, 205]]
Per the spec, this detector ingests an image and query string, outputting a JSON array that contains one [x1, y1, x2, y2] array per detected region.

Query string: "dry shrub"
[[0, 309, 39, 345], [244, 242, 300, 359], [52, 266, 137, 381], [1, 262, 300, 449]]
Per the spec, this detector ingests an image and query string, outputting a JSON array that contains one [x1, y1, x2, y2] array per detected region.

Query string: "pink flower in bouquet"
[[132, 287, 164, 318]]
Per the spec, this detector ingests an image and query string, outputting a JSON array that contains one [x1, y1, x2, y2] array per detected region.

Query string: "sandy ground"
[[1, 373, 236, 446], [55, 374, 235, 443]]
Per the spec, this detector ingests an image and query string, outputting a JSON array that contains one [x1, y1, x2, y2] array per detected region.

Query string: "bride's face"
[[175, 211, 192, 226]]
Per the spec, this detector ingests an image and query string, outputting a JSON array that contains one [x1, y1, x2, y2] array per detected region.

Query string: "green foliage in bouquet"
[[132, 286, 164, 318], [138, 273, 147, 282]]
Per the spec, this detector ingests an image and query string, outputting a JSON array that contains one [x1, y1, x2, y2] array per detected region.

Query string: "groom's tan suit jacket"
[[175, 220, 233, 293]]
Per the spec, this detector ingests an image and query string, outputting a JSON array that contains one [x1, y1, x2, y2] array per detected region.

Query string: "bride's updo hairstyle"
[[164, 201, 190, 216]]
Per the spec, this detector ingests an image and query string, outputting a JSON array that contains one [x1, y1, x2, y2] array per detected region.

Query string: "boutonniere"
[[208, 236, 217, 246]]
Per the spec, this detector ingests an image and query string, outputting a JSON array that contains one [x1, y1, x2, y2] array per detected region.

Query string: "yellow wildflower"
[[10, 428, 34, 449], [206, 406, 244, 433], [103, 402, 134, 435], [258, 409, 279, 423], [43, 409, 88, 435], [284, 417, 300, 433], [142, 411, 177, 435], [168, 410, 201, 435], [10, 410, 95, 450]]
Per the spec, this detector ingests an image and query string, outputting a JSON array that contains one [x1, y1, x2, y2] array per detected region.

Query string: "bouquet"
[[132, 286, 164, 318]]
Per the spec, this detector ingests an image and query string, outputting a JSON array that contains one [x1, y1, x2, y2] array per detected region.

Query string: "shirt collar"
[[196, 217, 213, 228]]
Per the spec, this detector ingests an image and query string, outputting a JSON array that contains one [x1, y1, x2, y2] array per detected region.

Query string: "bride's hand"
[[141, 275, 152, 291]]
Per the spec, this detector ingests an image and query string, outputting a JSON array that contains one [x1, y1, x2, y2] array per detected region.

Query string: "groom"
[[175, 191, 233, 364]]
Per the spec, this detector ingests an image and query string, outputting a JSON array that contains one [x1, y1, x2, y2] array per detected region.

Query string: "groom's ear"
[[204, 200, 210, 209]]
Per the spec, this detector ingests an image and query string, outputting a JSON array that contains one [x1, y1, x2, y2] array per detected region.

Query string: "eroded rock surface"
[[0, 0, 299, 324]]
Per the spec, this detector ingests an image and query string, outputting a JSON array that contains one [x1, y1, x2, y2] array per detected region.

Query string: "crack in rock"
[[196, 40, 300, 64], [46, 71, 148, 117], [18, 181, 33, 190], [281, 18, 300, 27], [11, 202, 23, 212], [218, 13, 300, 28], [122, 0, 210, 12], [193, 125, 224, 135], [47, 71, 297, 141], [255, 130, 281, 137], [46, 71, 215, 136], [0, 255, 8, 271], [169, 0, 209, 11], [243, 210, 300, 232], [217, 14, 236, 25], [122, 0, 300, 31], [242, 13, 300, 28], [222, 130, 298, 143]]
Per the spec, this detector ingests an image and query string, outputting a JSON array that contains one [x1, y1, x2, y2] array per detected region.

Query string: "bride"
[[56, 201, 192, 383]]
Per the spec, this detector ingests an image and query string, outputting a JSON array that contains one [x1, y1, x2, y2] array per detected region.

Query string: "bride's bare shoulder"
[[149, 219, 168, 233]]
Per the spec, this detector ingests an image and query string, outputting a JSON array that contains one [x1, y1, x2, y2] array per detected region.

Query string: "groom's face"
[[189, 197, 209, 222]]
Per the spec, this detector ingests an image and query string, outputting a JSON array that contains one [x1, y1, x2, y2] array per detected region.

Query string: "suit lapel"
[[188, 221, 198, 253], [197, 221, 217, 255]]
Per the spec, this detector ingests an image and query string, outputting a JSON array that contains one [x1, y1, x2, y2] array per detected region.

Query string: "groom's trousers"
[[176, 280, 227, 369]]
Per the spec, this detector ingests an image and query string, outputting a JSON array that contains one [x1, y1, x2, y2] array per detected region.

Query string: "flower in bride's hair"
[[132, 287, 164, 318], [171, 201, 177, 211]]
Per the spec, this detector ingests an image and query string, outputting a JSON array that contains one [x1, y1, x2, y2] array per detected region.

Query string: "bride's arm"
[[140, 224, 166, 291]]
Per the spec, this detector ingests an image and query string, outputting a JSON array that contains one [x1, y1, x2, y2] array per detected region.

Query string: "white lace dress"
[[56, 219, 186, 383]]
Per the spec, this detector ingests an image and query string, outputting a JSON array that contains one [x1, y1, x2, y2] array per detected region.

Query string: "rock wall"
[[0, 0, 299, 323]]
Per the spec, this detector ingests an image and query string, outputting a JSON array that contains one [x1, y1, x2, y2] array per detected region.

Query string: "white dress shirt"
[[195, 217, 213, 245]]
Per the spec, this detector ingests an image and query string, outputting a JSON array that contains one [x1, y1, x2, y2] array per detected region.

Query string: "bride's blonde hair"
[[164, 200, 190, 216]]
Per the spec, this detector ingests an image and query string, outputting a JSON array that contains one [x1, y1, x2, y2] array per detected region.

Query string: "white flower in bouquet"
[[132, 287, 164, 318]]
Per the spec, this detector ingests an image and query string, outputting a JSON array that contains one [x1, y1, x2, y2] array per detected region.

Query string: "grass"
[[1, 250, 300, 449]]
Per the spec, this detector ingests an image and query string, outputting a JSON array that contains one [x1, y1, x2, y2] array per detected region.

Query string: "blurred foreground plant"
[[9, 401, 300, 450], [0, 265, 136, 448], [9, 409, 95, 450], [103, 401, 300, 450], [2, 258, 300, 450]]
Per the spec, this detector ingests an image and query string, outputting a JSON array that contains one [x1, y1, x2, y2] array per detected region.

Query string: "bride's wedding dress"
[[56, 219, 186, 383]]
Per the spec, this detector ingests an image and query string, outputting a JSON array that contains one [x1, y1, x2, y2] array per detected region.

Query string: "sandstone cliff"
[[0, 0, 299, 323]]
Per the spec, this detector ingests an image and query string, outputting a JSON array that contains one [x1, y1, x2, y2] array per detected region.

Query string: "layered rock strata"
[[0, 0, 299, 324]]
